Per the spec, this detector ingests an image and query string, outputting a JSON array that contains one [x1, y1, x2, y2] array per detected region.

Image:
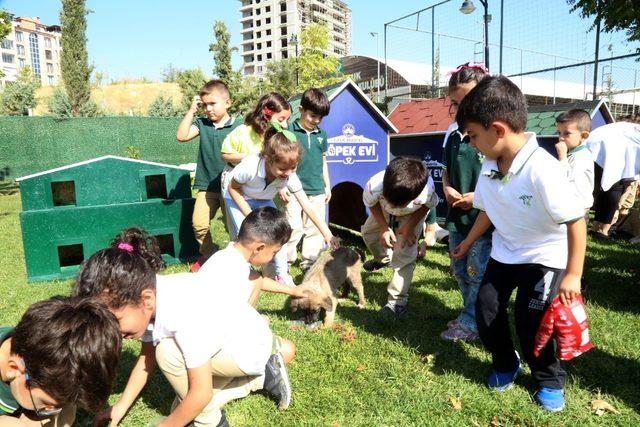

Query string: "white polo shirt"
[[474, 133, 584, 269], [198, 242, 254, 303], [363, 170, 439, 217], [560, 144, 594, 210], [141, 273, 272, 375], [227, 154, 303, 200]]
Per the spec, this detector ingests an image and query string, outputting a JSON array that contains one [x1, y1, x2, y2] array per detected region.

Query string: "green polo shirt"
[[193, 116, 242, 192], [290, 120, 328, 196], [0, 327, 19, 416], [442, 127, 487, 235]]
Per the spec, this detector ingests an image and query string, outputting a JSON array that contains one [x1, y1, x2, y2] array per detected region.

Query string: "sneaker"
[[263, 352, 292, 410], [216, 410, 229, 427], [487, 351, 522, 392], [535, 387, 565, 412], [363, 259, 389, 272], [190, 255, 208, 273], [378, 302, 408, 318], [440, 324, 479, 342], [446, 318, 461, 329]]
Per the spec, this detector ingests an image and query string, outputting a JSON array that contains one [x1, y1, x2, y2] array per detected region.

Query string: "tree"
[[209, 21, 239, 86], [568, 0, 640, 46], [297, 24, 344, 91], [176, 68, 207, 110], [0, 10, 12, 79], [162, 63, 179, 83], [147, 95, 181, 118], [60, 0, 92, 115], [232, 76, 263, 116], [1, 67, 39, 115], [264, 57, 298, 98], [48, 87, 73, 118]]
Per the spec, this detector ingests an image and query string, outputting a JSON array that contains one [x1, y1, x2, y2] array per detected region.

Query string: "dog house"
[[17, 156, 199, 282], [289, 79, 397, 231]]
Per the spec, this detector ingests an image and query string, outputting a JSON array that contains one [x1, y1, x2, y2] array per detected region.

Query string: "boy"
[[555, 109, 594, 216], [199, 206, 306, 306], [284, 88, 332, 270], [1, 296, 121, 426], [361, 156, 439, 317], [177, 80, 242, 272], [452, 76, 586, 412]]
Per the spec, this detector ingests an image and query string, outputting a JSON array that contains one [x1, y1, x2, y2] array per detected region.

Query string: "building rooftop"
[[387, 98, 453, 135]]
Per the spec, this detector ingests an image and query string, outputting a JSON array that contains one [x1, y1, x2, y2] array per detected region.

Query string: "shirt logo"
[[519, 194, 533, 207], [318, 137, 324, 143]]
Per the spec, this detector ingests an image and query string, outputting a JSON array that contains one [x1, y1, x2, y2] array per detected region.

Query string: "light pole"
[[459, 0, 490, 71], [370, 32, 381, 103], [289, 33, 299, 88]]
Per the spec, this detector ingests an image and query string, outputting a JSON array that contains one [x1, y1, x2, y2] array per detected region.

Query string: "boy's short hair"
[[555, 109, 592, 132], [455, 75, 527, 133], [11, 296, 121, 412], [200, 79, 230, 98], [300, 88, 330, 117], [382, 157, 428, 207], [238, 206, 292, 247]]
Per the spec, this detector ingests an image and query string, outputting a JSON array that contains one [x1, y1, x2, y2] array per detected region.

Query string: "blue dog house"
[[289, 79, 397, 230]]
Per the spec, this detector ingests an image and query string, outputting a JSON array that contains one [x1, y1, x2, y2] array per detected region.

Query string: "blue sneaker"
[[535, 387, 565, 412], [487, 352, 522, 392]]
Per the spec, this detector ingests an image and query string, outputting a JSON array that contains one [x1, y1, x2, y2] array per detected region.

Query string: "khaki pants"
[[155, 338, 264, 427], [10, 405, 75, 426], [285, 194, 326, 269], [193, 191, 227, 257], [361, 211, 426, 306]]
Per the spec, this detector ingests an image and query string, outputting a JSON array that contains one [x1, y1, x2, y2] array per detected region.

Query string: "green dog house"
[[16, 155, 199, 282]]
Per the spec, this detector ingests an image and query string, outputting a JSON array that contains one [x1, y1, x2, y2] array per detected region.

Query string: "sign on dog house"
[[16, 156, 199, 282], [288, 79, 397, 230]]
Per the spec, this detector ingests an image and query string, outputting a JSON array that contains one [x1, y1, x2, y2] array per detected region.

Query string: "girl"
[[439, 62, 493, 342], [75, 228, 296, 426], [225, 124, 340, 286]]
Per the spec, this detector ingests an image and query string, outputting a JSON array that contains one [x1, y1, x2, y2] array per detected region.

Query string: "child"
[[440, 63, 491, 342], [225, 125, 339, 287], [452, 75, 586, 412], [176, 80, 242, 272], [361, 156, 439, 317], [199, 207, 307, 306], [284, 88, 332, 271], [555, 109, 594, 218], [0, 296, 121, 426], [75, 228, 295, 427]]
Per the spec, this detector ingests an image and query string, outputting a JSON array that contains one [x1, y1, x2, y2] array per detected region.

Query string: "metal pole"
[[499, 0, 504, 74], [432, 7, 435, 97], [295, 42, 299, 88], [553, 56, 557, 104], [633, 70, 637, 116], [483, 0, 489, 70], [376, 34, 381, 103], [592, 5, 601, 101], [384, 23, 388, 102]]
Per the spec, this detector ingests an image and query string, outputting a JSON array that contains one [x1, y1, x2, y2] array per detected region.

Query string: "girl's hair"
[[448, 62, 488, 91], [74, 227, 165, 309], [245, 92, 291, 136], [261, 127, 301, 163]]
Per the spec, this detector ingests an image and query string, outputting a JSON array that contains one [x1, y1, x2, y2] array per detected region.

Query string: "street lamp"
[[459, 0, 490, 71], [289, 33, 299, 87], [370, 32, 381, 103]]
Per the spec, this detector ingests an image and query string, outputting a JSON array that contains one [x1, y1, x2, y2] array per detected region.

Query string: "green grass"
[[1, 192, 639, 426]]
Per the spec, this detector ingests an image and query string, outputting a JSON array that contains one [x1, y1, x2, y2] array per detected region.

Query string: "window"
[[266, 17, 271, 24], [45, 50, 52, 60], [51, 181, 76, 206], [57, 244, 84, 268], [154, 234, 175, 257], [266, 29, 271, 35], [1, 39, 13, 49], [266, 41, 271, 47], [281, 50, 288, 59], [16, 31, 23, 42], [45, 37, 52, 48], [17, 45, 25, 56], [18, 58, 25, 68], [29, 33, 41, 78], [256, 7, 261, 15], [281, 27, 287, 35], [257, 54, 262, 61], [145, 175, 168, 199], [281, 39, 288, 47], [266, 52, 272, 59], [280, 2, 287, 12], [256, 31, 261, 38], [281, 15, 287, 24], [2, 53, 14, 63], [48, 75, 54, 85], [46, 63, 53, 73], [256, 42, 261, 49], [266, 5, 271, 12]]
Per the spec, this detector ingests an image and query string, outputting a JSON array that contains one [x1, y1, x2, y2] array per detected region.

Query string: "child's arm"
[[261, 276, 306, 296], [558, 218, 586, 306], [293, 190, 339, 248], [93, 341, 157, 426], [228, 179, 253, 217], [450, 211, 493, 259], [396, 205, 430, 247], [176, 96, 201, 142], [158, 364, 213, 427], [322, 155, 332, 203], [221, 152, 247, 165], [442, 169, 463, 205]]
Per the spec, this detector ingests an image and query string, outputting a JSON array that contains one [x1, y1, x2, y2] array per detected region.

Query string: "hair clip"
[[117, 242, 134, 253], [447, 62, 489, 77], [262, 106, 274, 117], [270, 120, 297, 142]]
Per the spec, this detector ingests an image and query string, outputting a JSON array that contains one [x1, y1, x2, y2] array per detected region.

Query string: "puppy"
[[290, 247, 365, 327]]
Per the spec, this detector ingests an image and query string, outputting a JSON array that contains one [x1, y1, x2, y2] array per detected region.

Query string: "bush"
[[48, 87, 73, 118], [1, 67, 39, 116], [147, 95, 181, 118]]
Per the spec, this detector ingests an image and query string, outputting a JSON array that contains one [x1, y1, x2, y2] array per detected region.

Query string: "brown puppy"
[[290, 247, 365, 327]]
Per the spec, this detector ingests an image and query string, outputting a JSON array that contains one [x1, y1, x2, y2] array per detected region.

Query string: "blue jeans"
[[448, 231, 492, 332], [224, 197, 290, 282]]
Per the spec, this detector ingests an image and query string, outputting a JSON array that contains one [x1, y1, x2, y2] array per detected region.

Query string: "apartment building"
[[0, 16, 62, 87], [239, 0, 351, 76]]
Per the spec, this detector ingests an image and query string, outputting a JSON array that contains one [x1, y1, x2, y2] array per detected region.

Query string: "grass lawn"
[[1, 191, 639, 426]]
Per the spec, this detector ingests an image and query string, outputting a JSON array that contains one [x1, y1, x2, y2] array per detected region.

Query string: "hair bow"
[[270, 120, 297, 142], [447, 62, 489, 77], [262, 106, 274, 117], [117, 242, 134, 253]]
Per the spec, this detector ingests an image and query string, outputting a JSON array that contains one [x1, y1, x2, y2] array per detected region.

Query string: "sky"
[[1, 0, 637, 84]]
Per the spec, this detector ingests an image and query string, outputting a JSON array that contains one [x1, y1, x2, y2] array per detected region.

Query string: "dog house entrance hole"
[[155, 234, 175, 257], [145, 175, 167, 199], [51, 181, 76, 206], [57, 243, 84, 267]]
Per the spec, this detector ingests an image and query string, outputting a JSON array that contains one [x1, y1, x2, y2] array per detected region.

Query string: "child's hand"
[[379, 228, 396, 249], [450, 239, 471, 259], [452, 192, 474, 210], [324, 188, 332, 203], [444, 185, 463, 205], [555, 141, 568, 161], [396, 224, 417, 247], [278, 188, 292, 203], [93, 403, 127, 426], [558, 273, 581, 306], [189, 95, 201, 115], [327, 235, 341, 249]]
